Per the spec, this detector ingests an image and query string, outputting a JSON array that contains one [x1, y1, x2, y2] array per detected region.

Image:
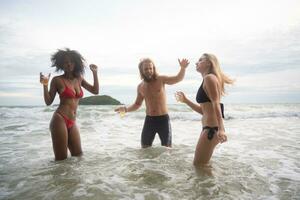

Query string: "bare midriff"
[[201, 102, 218, 127], [57, 98, 80, 120]]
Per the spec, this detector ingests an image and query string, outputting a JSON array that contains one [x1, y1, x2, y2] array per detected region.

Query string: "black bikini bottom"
[[202, 126, 218, 140]]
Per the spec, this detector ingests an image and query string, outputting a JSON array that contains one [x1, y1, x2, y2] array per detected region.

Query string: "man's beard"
[[143, 75, 154, 82]]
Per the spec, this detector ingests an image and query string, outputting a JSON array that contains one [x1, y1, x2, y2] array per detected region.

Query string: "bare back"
[[139, 76, 168, 116]]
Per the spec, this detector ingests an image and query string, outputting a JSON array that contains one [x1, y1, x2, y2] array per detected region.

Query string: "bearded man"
[[115, 58, 189, 148]]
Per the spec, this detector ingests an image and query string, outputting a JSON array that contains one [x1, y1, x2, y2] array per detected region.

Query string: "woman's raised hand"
[[40, 72, 51, 86], [89, 64, 98, 73], [175, 91, 187, 103]]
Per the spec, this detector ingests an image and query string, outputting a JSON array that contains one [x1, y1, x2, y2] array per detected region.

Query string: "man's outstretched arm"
[[161, 58, 189, 85], [115, 84, 144, 113]]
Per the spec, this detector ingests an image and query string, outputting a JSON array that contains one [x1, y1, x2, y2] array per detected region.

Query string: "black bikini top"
[[196, 81, 225, 118], [196, 81, 210, 103]]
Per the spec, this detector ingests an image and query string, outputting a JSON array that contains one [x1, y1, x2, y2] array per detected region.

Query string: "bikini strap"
[[61, 78, 67, 86]]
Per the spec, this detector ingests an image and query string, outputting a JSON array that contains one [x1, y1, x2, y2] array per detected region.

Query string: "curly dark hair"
[[51, 48, 85, 77]]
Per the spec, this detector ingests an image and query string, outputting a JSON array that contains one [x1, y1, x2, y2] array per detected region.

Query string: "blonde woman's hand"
[[89, 64, 98, 73], [217, 130, 227, 143], [40, 72, 51, 86], [175, 91, 187, 103]]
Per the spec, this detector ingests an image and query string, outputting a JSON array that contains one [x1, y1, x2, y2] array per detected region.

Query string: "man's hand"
[[178, 58, 189, 69], [114, 106, 127, 113]]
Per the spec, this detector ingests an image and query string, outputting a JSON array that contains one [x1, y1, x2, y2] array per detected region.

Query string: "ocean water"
[[0, 104, 300, 200]]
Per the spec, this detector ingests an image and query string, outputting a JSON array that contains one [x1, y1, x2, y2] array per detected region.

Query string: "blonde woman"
[[175, 53, 234, 166]]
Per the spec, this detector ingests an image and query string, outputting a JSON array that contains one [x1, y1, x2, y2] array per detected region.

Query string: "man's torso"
[[139, 77, 168, 116]]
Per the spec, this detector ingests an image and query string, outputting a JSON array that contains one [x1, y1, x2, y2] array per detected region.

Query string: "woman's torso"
[[56, 76, 83, 120], [196, 79, 220, 127], [201, 103, 219, 127]]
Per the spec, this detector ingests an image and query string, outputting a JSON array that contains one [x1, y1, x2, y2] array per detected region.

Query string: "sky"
[[0, 0, 300, 106]]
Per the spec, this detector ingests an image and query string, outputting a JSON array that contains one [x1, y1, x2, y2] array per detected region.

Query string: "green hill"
[[79, 95, 122, 105]]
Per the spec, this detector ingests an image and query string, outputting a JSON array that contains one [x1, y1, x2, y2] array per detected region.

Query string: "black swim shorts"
[[141, 114, 172, 146]]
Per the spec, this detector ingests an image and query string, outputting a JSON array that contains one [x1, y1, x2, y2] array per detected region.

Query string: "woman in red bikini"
[[40, 48, 99, 160]]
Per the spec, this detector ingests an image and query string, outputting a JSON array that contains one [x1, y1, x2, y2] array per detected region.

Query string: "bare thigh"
[[193, 130, 219, 166], [50, 113, 68, 161], [68, 125, 82, 157]]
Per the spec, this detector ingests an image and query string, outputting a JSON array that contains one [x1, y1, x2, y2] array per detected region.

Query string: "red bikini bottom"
[[56, 111, 75, 130]]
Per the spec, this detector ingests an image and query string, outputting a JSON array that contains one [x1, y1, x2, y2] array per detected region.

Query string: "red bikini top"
[[59, 78, 84, 99]]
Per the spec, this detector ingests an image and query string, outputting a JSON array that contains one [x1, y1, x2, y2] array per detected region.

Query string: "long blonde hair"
[[203, 53, 234, 96]]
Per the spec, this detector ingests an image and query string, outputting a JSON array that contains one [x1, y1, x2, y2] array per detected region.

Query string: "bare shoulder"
[[157, 75, 166, 81], [137, 82, 145, 96], [76, 76, 84, 85], [203, 74, 219, 92], [51, 76, 60, 84], [204, 74, 218, 84], [138, 81, 144, 87], [49, 76, 61, 90], [137, 82, 144, 91], [78, 75, 84, 82], [154, 75, 167, 85], [55, 75, 65, 80]]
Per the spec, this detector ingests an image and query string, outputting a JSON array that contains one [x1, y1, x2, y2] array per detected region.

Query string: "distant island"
[[79, 95, 122, 105]]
